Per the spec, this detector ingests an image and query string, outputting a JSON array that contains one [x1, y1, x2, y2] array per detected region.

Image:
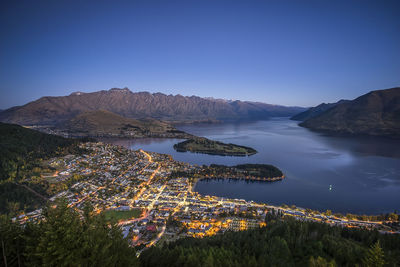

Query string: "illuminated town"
[[15, 142, 399, 255]]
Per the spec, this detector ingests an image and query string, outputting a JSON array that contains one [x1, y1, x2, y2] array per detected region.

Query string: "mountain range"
[[2, 86, 399, 138], [0, 88, 305, 126], [298, 87, 400, 137], [291, 100, 349, 121]]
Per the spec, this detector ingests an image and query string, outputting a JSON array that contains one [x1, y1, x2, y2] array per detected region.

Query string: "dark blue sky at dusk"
[[1, 0, 399, 109]]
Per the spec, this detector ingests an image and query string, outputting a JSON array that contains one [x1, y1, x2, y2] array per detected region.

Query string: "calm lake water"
[[104, 118, 400, 214]]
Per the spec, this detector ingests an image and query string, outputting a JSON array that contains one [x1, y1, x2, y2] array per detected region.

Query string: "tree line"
[[1, 200, 138, 266], [140, 215, 400, 267], [1, 200, 399, 266]]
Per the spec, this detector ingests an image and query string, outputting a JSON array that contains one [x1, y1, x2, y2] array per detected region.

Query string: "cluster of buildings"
[[15, 142, 399, 251]]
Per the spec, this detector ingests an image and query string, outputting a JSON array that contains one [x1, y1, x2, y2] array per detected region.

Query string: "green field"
[[102, 209, 142, 222]]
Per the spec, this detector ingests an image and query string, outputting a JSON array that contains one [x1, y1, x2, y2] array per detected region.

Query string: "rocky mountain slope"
[[291, 100, 349, 121], [0, 88, 305, 125], [299, 87, 400, 137]]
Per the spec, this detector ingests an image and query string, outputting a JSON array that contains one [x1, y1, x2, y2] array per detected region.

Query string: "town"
[[15, 142, 400, 255]]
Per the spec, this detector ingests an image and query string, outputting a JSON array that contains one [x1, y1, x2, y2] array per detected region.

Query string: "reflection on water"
[[102, 118, 400, 214], [315, 134, 400, 158]]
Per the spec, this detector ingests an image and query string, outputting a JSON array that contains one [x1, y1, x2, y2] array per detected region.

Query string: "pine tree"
[[24, 200, 139, 266], [309, 256, 337, 267], [0, 215, 25, 267], [363, 241, 385, 267]]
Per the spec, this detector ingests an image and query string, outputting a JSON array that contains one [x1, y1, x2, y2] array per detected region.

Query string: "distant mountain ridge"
[[299, 87, 400, 137], [0, 88, 305, 125], [291, 100, 349, 121]]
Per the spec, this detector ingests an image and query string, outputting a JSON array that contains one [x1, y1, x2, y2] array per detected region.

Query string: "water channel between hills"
[[103, 118, 400, 215]]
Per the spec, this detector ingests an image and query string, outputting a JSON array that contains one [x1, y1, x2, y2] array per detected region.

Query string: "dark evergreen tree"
[[363, 241, 385, 267]]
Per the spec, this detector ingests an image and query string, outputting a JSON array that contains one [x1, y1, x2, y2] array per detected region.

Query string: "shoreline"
[[175, 150, 257, 157], [190, 174, 285, 199], [197, 174, 285, 182], [100, 134, 398, 216]]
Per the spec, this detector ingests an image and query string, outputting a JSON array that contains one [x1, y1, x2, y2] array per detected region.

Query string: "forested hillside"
[[0, 201, 138, 266], [140, 216, 400, 267], [2, 204, 399, 267], [0, 122, 86, 214]]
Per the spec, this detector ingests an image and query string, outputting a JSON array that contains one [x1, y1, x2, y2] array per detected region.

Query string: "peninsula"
[[173, 137, 257, 156], [172, 163, 284, 182], [204, 164, 284, 181]]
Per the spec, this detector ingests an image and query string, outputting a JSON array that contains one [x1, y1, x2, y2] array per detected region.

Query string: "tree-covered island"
[[173, 137, 257, 156]]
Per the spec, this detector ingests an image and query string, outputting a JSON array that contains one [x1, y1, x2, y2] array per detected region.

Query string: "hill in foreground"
[[140, 216, 400, 266], [299, 87, 400, 137], [2, 204, 399, 266]]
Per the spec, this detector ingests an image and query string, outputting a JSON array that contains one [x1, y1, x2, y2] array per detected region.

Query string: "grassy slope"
[[61, 110, 191, 138], [63, 110, 177, 134]]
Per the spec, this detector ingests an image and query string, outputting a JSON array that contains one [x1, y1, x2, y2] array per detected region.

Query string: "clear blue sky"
[[1, 0, 399, 109]]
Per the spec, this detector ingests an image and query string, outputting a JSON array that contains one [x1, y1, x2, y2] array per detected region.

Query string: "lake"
[[104, 118, 400, 215]]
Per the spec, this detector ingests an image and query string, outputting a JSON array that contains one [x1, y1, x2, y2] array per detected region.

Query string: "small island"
[[173, 137, 257, 156]]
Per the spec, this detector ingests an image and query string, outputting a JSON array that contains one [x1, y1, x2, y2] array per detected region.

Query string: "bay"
[[103, 118, 400, 214]]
